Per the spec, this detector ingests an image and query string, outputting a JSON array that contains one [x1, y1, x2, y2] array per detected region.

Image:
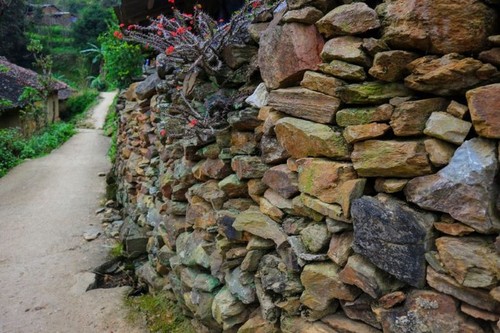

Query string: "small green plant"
[[103, 94, 118, 162], [110, 242, 124, 257], [125, 292, 195, 333]]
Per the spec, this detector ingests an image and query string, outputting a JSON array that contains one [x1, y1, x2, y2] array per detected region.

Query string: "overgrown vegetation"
[[103, 94, 118, 162], [0, 122, 75, 177], [125, 293, 195, 333], [62, 89, 99, 123]]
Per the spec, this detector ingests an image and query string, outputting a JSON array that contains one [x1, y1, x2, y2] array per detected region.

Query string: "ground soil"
[[0, 92, 147, 333]]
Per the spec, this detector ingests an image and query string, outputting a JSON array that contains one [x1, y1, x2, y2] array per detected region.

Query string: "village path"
[[0, 92, 146, 333]]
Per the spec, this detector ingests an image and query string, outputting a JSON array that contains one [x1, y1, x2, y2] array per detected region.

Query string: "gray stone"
[[225, 267, 256, 304], [135, 73, 161, 100], [405, 138, 500, 234], [423, 112, 472, 145], [351, 194, 437, 287], [233, 209, 288, 246], [300, 223, 330, 253]]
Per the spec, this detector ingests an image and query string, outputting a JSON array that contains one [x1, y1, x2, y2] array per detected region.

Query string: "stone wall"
[[111, 0, 500, 332]]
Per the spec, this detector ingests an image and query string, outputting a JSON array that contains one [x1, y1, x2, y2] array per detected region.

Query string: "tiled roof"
[[0, 57, 68, 110]]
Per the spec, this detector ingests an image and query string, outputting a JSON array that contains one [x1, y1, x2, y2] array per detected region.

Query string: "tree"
[[0, 0, 30, 66], [71, 4, 113, 49]]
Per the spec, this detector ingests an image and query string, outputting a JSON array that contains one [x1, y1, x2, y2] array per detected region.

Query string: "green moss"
[[125, 293, 195, 333]]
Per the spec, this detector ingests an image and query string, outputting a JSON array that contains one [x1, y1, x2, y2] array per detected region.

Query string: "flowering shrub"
[[120, 0, 273, 141], [122, 0, 266, 75]]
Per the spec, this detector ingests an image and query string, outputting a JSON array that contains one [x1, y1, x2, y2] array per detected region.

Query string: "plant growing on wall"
[[121, 0, 271, 140]]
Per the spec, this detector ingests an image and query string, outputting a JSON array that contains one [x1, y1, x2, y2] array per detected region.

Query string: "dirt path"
[[0, 92, 146, 333]]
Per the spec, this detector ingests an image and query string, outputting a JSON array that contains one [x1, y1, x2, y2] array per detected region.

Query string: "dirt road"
[[0, 92, 146, 333]]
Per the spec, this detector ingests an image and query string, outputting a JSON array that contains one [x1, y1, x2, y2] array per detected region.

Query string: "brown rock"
[[301, 194, 347, 221], [268, 87, 341, 124], [248, 179, 268, 202], [186, 196, 217, 229], [427, 267, 500, 313], [275, 117, 350, 159], [218, 174, 248, 198], [378, 289, 486, 333], [230, 131, 257, 155], [339, 254, 404, 298], [281, 316, 338, 333], [433, 222, 474, 236], [352, 140, 432, 178], [343, 123, 390, 144], [321, 36, 371, 67], [405, 54, 499, 96], [390, 98, 449, 137], [479, 48, 500, 67], [260, 134, 290, 165], [362, 38, 390, 57], [322, 313, 381, 333], [369, 50, 418, 82], [491, 287, 500, 302], [374, 178, 408, 194], [446, 100, 468, 119], [340, 294, 381, 329], [233, 209, 287, 246], [301, 262, 361, 311], [461, 303, 500, 322], [423, 112, 472, 145], [378, 0, 496, 54], [259, 22, 324, 89], [263, 189, 293, 210], [300, 71, 345, 97], [336, 104, 393, 126], [424, 138, 456, 167], [281, 7, 324, 24], [378, 291, 406, 309], [262, 164, 299, 199], [291, 196, 325, 222], [259, 197, 284, 221], [297, 158, 365, 217], [238, 311, 280, 333], [231, 156, 269, 180], [405, 138, 500, 233], [327, 231, 353, 266], [223, 198, 255, 211], [319, 60, 366, 82], [436, 236, 500, 288], [316, 2, 380, 38], [466, 83, 500, 138]]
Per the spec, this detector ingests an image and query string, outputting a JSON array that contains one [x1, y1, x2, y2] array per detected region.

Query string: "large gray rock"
[[351, 194, 437, 287], [135, 73, 161, 100], [405, 138, 500, 234]]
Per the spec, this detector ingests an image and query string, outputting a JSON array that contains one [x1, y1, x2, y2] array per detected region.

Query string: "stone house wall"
[[110, 0, 500, 332]]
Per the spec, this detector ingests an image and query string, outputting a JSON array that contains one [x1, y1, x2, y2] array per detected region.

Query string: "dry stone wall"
[[111, 0, 500, 332]]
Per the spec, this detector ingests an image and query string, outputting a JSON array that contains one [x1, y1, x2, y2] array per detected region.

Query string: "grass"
[[62, 89, 100, 126], [125, 292, 196, 333], [0, 122, 76, 177], [103, 94, 118, 162]]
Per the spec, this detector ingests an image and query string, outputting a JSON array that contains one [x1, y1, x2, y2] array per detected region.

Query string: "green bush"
[[63, 89, 99, 122], [0, 123, 76, 177], [99, 28, 143, 89]]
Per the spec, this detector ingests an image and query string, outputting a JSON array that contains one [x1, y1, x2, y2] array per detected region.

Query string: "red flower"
[[169, 18, 176, 22], [168, 0, 174, 3], [170, 31, 178, 37], [113, 31, 123, 39], [127, 25, 135, 30], [188, 119, 198, 128], [157, 23, 164, 29], [160, 129, 167, 136], [119, 23, 125, 28], [166, 45, 175, 55], [251, 0, 261, 8], [176, 26, 187, 34]]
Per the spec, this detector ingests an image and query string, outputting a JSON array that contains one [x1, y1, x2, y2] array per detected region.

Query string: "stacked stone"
[[111, 0, 500, 332]]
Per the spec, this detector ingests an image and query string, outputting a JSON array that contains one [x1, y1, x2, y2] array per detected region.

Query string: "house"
[[0, 57, 69, 130], [27, 4, 77, 27]]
